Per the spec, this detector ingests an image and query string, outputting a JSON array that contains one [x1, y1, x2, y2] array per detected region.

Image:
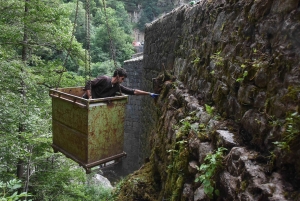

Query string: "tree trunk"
[[24, 147, 33, 194], [17, 0, 29, 186]]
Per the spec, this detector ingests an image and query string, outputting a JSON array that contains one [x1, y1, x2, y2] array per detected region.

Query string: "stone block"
[[215, 130, 238, 149]]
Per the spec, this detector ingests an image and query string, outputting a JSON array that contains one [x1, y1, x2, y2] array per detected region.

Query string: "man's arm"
[[86, 89, 92, 99], [134, 89, 150, 95], [134, 89, 159, 98], [119, 85, 159, 98]]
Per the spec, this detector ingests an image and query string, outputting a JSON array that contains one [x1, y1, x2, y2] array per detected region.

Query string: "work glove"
[[150, 93, 159, 98]]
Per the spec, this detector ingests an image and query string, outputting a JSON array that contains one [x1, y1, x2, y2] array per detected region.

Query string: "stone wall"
[[115, 0, 300, 200], [122, 54, 160, 174], [103, 54, 154, 178], [122, 55, 144, 173], [142, 0, 300, 158]]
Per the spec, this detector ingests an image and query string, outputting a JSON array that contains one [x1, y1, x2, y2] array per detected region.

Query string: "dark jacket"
[[84, 76, 135, 99]]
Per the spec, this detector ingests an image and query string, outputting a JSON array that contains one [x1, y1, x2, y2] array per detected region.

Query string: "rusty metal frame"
[[50, 87, 128, 173], [52, 144, 126, 173]]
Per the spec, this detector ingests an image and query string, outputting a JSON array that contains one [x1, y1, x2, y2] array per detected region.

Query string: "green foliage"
[[282, 86, 300, 102], [267, 151, 277, 172], [91, 1, 134, 65], [32, 157, 114, 201], [273, 141, 290, 151], [0, 0, 169, 200], [175, 113, 200, 139], [78, 60, 120, 78], [135, 3, 156, 31], [0, 1, 101, 200], [179, 119, 191, 133], [165, 140, 189, 201], [240, 180, 247, 191], [0, 0, 85, 73], [236, 70, 248, 83], [167, 140, 187, 156], [110, 178, 124, 197], [211, 51, 224, 66], [268, 116, 283, 128], [91, 61, 114, 77], [196, 123, 209, 141], [107, 0, 133, 35], [83, 184, 113, 201], [0, 179, 32, 201], [195, 147, 227, 199], [273, 112, 300, 152], [133, 1, 174, 31], [0, 58, 109, 201], [0, 59, 52, 179], [59, 71, 86, 87], [65, 1, 88, 47], [191, 57, 200, 65], [174, 111, 210, 141], [205, 104, 214, 115]]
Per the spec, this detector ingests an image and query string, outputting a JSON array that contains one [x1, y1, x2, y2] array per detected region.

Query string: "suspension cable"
[[56, 0, 79, 89], [85, 0, 91, 85], [102, 0, 117, 69]]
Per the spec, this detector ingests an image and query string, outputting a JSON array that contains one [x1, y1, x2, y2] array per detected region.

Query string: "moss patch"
[[112, 162, 160, 201], [163, 143, 189, 201]]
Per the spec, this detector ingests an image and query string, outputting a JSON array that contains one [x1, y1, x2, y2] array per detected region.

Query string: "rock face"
[[115, 0, 300, 200], [220, 147, 291, 201]]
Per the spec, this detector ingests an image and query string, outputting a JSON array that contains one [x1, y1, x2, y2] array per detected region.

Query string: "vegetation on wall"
[[195, 147, 227, 199], [273, 112, 300, 152], [112, 0, 300, 199]]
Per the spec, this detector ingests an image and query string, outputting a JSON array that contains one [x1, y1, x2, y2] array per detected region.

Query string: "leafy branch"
[[0, 179, 32, 201], [195, 147, 227, 199], [273, 112, 300, 152]]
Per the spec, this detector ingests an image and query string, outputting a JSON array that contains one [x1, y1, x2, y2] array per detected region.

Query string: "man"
[[83, 68, 159, 99]]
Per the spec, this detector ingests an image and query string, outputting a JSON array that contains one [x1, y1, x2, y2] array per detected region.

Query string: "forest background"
[[0, 0, 185, 200]]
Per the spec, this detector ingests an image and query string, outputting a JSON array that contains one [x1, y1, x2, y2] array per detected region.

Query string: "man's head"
[[113, 68, 127, 78], [112, 68, 127, 83]]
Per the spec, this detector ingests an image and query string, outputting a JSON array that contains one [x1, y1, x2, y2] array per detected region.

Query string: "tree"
[[107, 0, 133, 34], [91, 2, 134, 68], [0, 0, 136, 199], [0, 0, 86, 197]]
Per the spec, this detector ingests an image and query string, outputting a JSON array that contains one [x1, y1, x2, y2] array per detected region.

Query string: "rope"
[[56, 0, 79, 89], [102, 0, 117, 69]]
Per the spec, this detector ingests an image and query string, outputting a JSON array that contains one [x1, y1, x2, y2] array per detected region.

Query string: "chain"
[[85, 0, 91, 86], [102, 0, 117, 70], [56, 0, 79, 89]]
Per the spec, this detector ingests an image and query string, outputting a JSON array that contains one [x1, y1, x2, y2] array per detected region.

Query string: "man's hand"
[[149, 93, 159, 98], [86, 90, 92, 99]]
